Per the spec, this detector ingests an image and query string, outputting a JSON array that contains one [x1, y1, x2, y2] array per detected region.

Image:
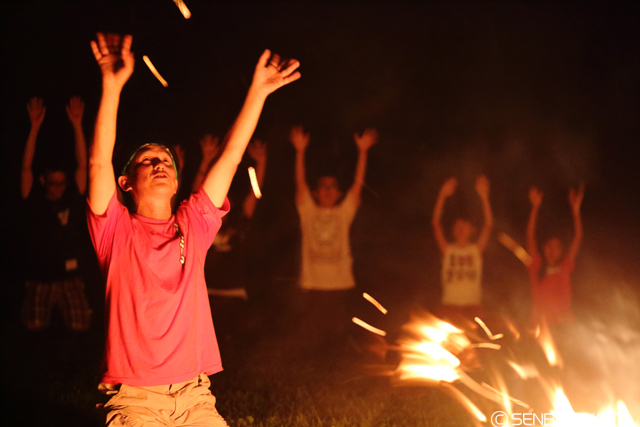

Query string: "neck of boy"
[[134, 198, 173, 220]]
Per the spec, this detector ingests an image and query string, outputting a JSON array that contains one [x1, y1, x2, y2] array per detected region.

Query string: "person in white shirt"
[[432, 175, 493, 326], [289, 126, 377, 351]]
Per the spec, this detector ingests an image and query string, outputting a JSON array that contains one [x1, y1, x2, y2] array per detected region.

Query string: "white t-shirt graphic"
[[296, 190, 358, 290], [441, 244, 482, 306]]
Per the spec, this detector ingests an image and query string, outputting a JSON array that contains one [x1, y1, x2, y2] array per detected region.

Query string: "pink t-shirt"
[[87, 188, 229, 386], [528, 254, 575, 325]]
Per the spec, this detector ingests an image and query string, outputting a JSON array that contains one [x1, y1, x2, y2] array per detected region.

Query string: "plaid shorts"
[[22, 276, 91, 331]]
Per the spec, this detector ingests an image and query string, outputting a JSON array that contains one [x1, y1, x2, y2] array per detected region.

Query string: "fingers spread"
[[256, 49, 271, 69], [96, 33, 110, 56], [90, 40, 102, 61], [283, 71, 301, 85], [121, 34, 133, 56], [281, 59, 300, 77]]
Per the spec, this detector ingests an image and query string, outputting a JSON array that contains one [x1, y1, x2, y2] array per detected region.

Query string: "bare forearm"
[[294, 149, 309, 196], [350, 149, 369, 197], [526, 206, 540, 256], [88, 87, 121, 212], [568, 210, 583, 259], [202, 89, 267, 207], [72, 123, 88, 194], [21, 126, 39, 198]]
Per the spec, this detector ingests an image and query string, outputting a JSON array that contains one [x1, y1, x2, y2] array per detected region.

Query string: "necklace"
[[174, 223, 185, 265]]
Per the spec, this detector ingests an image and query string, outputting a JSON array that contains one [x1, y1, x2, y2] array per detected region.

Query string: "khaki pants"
[[100, 373, 228, 427]]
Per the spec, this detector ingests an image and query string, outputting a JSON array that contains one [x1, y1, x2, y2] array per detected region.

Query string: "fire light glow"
[[388, 312, 639, 426]]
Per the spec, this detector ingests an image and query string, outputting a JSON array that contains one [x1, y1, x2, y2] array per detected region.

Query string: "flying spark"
[[172, 0, 191, 19], [363, 292, 388, 314], [142, 55, 169, 87], [352, 317, 387, 336], [248, 167, 262, 199]]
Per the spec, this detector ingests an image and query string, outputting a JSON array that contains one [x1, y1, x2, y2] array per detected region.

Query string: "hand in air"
[[529, 187, 543, 207], [439, 177, 458, 198], [199, 134, 220, 162], [475, 175, 490, 200], [289, 126, 309, 152], [247, 140, 267, 163], [27, 97, 46, 128], [354, 128, 378, 152], [90, 33, 135, 90], [251, 50, 301, 97], [66, 96, 85, 128], [568, 184, 585, 213]]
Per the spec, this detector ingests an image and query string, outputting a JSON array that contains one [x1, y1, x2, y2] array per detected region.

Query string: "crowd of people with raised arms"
[[16, 32, 586, 426]]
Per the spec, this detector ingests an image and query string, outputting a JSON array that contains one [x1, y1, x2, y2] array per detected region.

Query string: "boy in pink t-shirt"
[[86, 33, 300, 426], [526, 185, 584, 326]]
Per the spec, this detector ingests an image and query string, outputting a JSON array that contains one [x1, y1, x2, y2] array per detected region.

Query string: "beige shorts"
[[99, 373, 228, 427]]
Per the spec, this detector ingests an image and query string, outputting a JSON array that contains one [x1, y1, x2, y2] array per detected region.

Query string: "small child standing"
[[526, 186, 584, 326], [289, 126, 377, 350], [432, 176, 493, 324]]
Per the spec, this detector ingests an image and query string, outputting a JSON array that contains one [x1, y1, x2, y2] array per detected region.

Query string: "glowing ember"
[[142, 55, 169, 87], [172, 0, 191, 19], [352, 317, 386, 336], [498, 231, 533, 266], [248, 167, 262, 199], [363, 292, 388, 314], [475, 316, 504, 340]]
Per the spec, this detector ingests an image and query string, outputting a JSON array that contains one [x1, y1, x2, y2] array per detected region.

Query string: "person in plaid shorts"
[[20, 96, 91, 331]]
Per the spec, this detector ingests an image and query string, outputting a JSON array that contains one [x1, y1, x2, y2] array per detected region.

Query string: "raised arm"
[[526, 187, 543, 259], [567, 185, 584, 263], [348, 128, 378, 205], [88, 33, 135, 215], [289, 126, 310, 204], [66, 97, 87, 195], [192, 135, 220, 193], [21, 97, 46, 199], [474, 175, 493, 253], [432, 178, 457, 253], [202, 50, 300, 208], [243, 139, 267, 218]]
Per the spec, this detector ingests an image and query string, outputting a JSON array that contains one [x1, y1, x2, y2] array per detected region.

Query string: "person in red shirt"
[[86, 32, 300, 426], [526, 185, 584, 326]]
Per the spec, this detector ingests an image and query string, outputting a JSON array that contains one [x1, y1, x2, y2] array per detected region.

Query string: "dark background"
[[2, 0, 640, 336]]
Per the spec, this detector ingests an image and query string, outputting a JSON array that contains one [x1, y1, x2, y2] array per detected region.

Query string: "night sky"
[[2, 1, 640, 320]]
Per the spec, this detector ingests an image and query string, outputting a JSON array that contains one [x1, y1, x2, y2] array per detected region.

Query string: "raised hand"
[[475, 175, 490, 200], [199, 134, 220, 162], [529, 187, 543, 207], [66, 96, 84, 128], [439, 177, 458, 199], [353, 128, 378, 152], [250, 50, 301, 97], [568, 184, 585, 214], [289, 126, 309, 152], [90, 33, 135, 90], [247, 139, 267, 163], [27, 97, 46, 129]]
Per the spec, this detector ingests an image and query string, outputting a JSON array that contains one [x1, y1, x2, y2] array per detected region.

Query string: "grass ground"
[[1, 309, 479, 427]]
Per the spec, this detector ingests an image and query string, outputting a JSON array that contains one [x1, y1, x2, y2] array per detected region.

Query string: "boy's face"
[[118, 145, 178, 204], [543, 237, 564, 267], [313, 176, 342, 208], [452, 219, 474, 246], [42, 171, 67, 201]]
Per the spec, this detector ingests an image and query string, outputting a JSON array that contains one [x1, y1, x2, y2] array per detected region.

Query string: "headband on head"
[[120, 143, 179, 177]]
